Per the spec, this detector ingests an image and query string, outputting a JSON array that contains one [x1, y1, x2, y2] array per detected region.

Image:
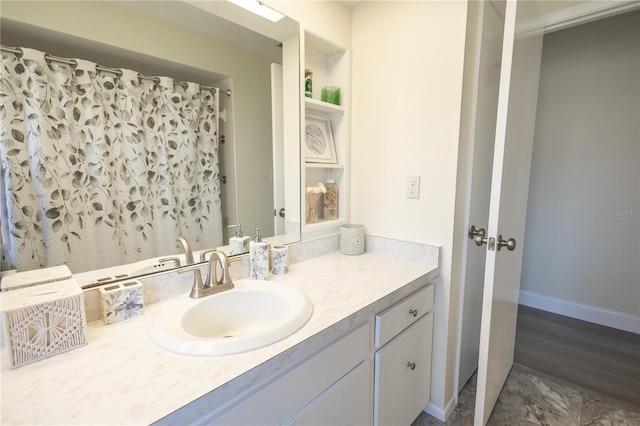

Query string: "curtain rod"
[[1, 45, 217, 93]]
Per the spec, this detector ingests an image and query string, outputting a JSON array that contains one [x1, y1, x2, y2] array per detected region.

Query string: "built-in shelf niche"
[[302, 30, 350, 237]]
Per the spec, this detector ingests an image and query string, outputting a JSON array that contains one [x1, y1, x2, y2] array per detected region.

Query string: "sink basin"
[[149, 280, 313, 356]]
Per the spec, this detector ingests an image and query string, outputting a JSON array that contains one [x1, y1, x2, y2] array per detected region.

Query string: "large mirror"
[[0, 1, 301, 286]]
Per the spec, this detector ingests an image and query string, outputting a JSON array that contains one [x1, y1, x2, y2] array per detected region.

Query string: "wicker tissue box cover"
[[1, 278, 87, 369]]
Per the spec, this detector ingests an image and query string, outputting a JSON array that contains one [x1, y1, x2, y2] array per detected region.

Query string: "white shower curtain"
[[0, 47, 222, 273]]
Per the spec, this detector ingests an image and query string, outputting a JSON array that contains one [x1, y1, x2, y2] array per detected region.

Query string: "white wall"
[[267, 0, 352, 47], [520, 11, 640, 330], [351, 1, 468, 416]]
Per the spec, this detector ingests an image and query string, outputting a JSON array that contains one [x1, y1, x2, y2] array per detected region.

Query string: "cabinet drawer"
[[374, 312, 433, 426], [375, 284, 434, 348]]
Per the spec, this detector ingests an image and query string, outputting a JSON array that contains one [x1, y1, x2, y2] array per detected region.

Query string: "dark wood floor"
[[514, 304, 640, 407]]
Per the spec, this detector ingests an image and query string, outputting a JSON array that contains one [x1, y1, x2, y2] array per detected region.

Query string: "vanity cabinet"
[[188, 283, 434, 426], [302, 30, 351, 238], [374, 284, 435, 425]]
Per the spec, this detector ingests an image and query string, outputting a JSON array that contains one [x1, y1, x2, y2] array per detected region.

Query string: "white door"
[[474, 0, 543, 424], [458, 0, 505, 391], [271, 63, 285, 235]]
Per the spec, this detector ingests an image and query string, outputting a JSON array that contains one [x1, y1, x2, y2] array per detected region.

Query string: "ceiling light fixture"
[[228, 0, 285, 22]]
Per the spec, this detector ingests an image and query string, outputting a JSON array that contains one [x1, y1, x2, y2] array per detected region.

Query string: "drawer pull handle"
[[407, 362, 416, 370], [409, 309, 418, 317]]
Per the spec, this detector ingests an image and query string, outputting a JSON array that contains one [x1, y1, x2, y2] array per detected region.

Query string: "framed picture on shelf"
[[304, 116, 337, 164]]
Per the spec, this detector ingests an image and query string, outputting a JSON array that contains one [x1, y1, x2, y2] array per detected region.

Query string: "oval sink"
[[149, 280, 313, 356]]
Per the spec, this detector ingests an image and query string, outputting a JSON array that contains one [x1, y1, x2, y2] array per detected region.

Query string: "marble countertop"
[[1, 250, 438, 425]]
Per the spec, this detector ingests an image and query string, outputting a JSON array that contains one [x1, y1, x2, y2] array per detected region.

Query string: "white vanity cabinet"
[[188, 283, 434, 426], [374, 284, 435, 426]]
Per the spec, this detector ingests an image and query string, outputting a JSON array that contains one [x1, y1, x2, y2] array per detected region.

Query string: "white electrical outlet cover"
[[406, 176, 420, 199]]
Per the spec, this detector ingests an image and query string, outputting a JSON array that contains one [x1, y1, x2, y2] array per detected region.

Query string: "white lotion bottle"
[[228, 224, 250, 255], [249, 228, 269, 280]]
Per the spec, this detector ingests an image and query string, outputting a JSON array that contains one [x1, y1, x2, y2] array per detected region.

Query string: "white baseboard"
[[519, 290, 640, 334], [424, 395, 456, 422]]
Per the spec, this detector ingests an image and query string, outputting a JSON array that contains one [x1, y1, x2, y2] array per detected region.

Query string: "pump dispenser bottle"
[[249, 228, 269, 280], [228, 224, 250, 255]]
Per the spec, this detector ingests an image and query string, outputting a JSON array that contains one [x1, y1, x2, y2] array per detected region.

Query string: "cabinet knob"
[[407, 362, 416, 371], [409, 309, 418, 317]]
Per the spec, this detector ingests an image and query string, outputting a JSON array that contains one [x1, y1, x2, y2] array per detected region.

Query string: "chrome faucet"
[[178, 250, 234, 299]]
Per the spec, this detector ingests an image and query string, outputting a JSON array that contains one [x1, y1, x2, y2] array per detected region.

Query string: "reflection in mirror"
[[0, 1, 301, 286]]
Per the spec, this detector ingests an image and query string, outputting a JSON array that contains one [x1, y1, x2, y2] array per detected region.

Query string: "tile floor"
[[412, 363, 640, 426]]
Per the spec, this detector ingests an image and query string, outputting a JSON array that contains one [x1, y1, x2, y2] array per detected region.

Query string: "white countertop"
[[1, 250, 438, 425]]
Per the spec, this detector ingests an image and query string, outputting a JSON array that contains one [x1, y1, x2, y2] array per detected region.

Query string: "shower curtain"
[[0, 47, 223, 273]]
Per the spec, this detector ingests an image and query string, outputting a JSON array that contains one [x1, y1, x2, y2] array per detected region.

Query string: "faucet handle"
[[158, 257, 181, 268], [178, 265, 205, 298]]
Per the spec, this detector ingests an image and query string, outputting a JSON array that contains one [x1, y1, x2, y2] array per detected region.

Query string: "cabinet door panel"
[[288, 360, 372, 426], [208, 322, 371, 425], [374, 313, 433, 426]]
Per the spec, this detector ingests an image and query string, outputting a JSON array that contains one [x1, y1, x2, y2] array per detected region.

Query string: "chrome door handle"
[[469, 226, 487, 247], [475, 235, 497, 251], [468, 225, 486, 240], [474, 235, 488, 247], [497, 235, 516, 251]]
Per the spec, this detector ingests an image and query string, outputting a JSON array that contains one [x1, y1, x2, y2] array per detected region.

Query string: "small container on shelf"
[[323, 179, 338, 220], [305, 69, 313, 98], [321, 86, 341, 106]]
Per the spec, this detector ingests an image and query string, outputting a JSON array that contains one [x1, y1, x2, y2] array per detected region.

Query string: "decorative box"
[[99, 280, 144, 325], [1, 278, 87, 369]]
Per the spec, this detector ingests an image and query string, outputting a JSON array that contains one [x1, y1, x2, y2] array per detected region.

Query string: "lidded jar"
[[323, 179, 338, 220]]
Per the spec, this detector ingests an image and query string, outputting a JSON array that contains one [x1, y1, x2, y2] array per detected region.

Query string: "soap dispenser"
[[228, 224, 250, 255], [249, 227, 269, 281]]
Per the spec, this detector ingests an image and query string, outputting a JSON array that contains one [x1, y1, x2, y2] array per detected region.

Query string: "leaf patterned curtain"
[[0, 48, 222, 273]]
